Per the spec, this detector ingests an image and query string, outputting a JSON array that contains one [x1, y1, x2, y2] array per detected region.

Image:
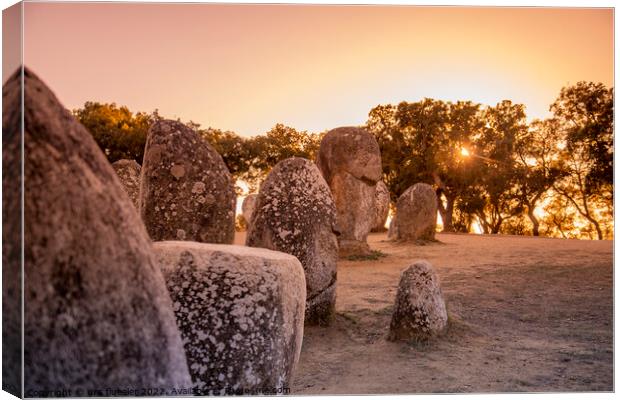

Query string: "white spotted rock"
[[388, 260, 448, 341], [246, 157, 339, 325], [371, 181, 390, 232], [392, 183, 438, 241], [111, 159, 141, 210], [140, 119, 236, 243], [241, 193, 257, 226], [316, 127, 381, 257], [154, 241, 306, 395], [4, 67, 192, 393]]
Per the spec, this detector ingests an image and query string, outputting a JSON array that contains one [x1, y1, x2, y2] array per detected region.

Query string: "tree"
[[550, 82, 614, 240], [73, 102, 156, 164]]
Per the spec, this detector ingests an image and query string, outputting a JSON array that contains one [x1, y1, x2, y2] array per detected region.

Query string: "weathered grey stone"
[[140, 119, 236, 243], [4, 68, 191, 393], [316, 127, 381, 257], [246, 157, 338, 325], [371, 181, 390, 232], [111, 159, 141, 210], [387, 216, 398, 240], [154, 241, 306, 395], [241, 193, 257, 226], [388, 260, 448, 341], [393, 183, 438, 241]]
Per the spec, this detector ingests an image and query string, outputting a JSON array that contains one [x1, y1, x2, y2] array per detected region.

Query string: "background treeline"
[[74, 81, 613, 240]]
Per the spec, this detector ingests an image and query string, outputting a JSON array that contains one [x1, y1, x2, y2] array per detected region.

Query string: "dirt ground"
[[234, 231, 613, 394]]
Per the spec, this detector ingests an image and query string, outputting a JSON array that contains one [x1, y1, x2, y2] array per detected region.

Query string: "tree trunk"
[[526, 205, 540, 236], [438, 195, 455, 233]]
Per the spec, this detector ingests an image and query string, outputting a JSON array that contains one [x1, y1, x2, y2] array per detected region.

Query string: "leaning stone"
[[316, 126, 381, 257], [371, 181, 390, 232], [246, 157, 338, 325], [140, 119, 236, 243], [388, 260, 448, 341], [241, 193, 257, 225], [154, 241, 306, 394], [111, 159, 141, 210], [393, 183, 438, 241], [4, 67, 191, 393]]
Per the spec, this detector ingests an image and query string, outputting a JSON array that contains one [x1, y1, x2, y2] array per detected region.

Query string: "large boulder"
[[4, 68, 191, 393], [246, 157, 338, 325], [392, 183, 438, 241], [111, 159, 141, 210], [316, 127, 381, 257], [388, 260, 448, 341], [371, 181, 390, 232], [241, 193, 257, 226], [140, 119, 235, 243], [154, 241, 306, 395]]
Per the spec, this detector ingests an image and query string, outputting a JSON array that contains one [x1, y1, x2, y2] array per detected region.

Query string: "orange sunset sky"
[[17, 3, 614, 137]]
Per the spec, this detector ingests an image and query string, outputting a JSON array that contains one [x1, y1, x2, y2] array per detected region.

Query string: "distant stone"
[[4, 67, 191, 393], [111, 159, 141, 210], [371, 181, 390, 232], [392, 183, 437, 241], [140, 119, 236, 243], [316, 127, 382, 257], [388, 260, 448, 341], [246, 157, 338, 325], [154, 241, 306, 394], [387, 216, 398, 240], [242, 193, 257, 225]]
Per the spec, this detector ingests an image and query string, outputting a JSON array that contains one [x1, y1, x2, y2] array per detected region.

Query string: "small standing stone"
[[388, 260, 448, 341], [111, 159, 141, 210], [140, 119, 236, 243], [371, 181, 390, 232], [154, 241, 306, 394], [316, 126, 382, 257], [242, 193, 257, 226], [246, 157, 339, 325], [392, 183, 438, 241]]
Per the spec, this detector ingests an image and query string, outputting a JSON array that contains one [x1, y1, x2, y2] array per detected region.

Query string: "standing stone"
[[371, 181, 390, 232], [140, 119, 236, 243], [154, 241, 306, 395], [316, 127, 381, 257], [4, 68, 191, 393], [241, 193, 257, 225], [246, 157, 338, 325], [111, 159, 141, 210], [393, 183, 438, 241], [387, 215, 398, 240], [388, 260, 448, 341]]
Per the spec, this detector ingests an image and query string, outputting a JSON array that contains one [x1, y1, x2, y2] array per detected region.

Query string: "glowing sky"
[[21, 3, 613, 137]]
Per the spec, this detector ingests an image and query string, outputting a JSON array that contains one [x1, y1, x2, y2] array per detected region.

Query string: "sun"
[[460, 147, 471, 157]]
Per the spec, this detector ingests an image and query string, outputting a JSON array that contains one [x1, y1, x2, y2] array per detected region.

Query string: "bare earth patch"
[[234, 232, 613, 394]]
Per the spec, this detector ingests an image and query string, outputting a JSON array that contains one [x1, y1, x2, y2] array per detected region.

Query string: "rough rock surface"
[[393, 183, 438, 241], [4, 68, 191, 393], [372, 181, 390, 232], [154, 241, 306, 394], [387, 216, 398, 240], [246, 157, 338, 325], [388, 260, 448, 341], [111, 159, 141, 210], [316, 127, 381, 256], [140, 119, 235, 243], [241, 193, 257, 226]]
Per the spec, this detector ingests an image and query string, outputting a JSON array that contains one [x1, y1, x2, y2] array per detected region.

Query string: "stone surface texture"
[[389, 260, 448, 341], [372, 181, 390, 232], [5, 68, 191, 393], [246, 157, 338, 325], [241, 193, 257, 226], [393, 183, 438, 241], [111, 159, 141, 210], [140, 119, 235, 243], [316, 127, 381, 256], [154, 241, 306, 394]]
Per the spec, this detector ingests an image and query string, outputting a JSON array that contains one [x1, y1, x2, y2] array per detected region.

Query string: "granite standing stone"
[[393, 183, 438, 241], [111, 159, 141, 210], [241, 193, 257, 226], [4, 67, 191, 393], [140, 119, 236, 243], [246, 157, 339, 325], [154, 242, 306, 394], [372, 181, 390, 232]]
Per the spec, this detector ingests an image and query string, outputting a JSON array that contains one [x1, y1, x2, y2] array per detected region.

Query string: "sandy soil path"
[[234, 232, 613, 394]]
